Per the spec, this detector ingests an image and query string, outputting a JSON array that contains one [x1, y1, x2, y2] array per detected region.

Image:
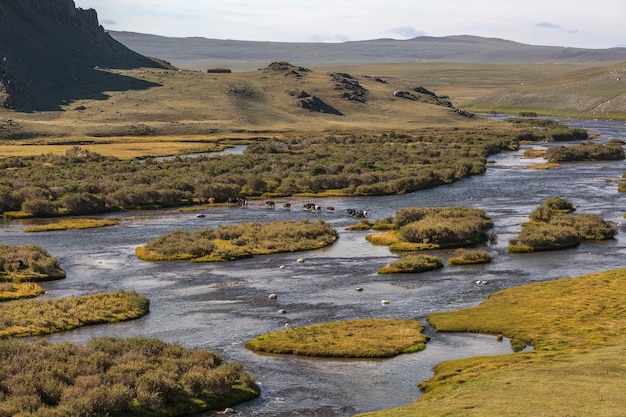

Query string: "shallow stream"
[[1, 118, 625, 416]]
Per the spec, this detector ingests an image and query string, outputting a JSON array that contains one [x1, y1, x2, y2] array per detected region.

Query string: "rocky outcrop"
[[330, 72, 367, 103], [0, 0, 167, 111], [291, 90, 343, 115], [264, 62, 310, 78], [393, 86, 473, 117]]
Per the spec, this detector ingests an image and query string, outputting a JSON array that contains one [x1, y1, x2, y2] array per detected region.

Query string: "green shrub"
[[378, 254, 444, 274], [447, 249, 493, 265], [0, 337, 259, 416], [543, 196, 575, 212]]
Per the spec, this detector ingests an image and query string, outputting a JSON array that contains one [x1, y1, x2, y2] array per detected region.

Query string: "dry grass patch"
[[246, 319, 428, 358]]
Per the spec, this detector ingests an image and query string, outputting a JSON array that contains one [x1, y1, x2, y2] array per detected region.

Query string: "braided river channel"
[[2, 118, 625, 416]]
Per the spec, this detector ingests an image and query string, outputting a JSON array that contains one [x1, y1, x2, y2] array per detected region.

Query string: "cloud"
[[535, 21, 577, 34], [387, 26, 426, 39], [100, 19, 117, 26]]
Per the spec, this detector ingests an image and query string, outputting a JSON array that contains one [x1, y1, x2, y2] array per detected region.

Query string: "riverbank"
[[356, 267, 626, 416]]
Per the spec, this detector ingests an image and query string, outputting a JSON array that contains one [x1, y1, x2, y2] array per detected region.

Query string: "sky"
[[73, 1, 626, 49]]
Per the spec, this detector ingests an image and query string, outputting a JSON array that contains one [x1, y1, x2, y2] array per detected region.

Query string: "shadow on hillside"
[[14, 69, 162, 113]]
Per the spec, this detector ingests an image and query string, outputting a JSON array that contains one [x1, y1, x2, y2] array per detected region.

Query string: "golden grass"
[[527, 162, 561, 170], [355, 267, 626, 417], [0, 290, 149, 337], [0, 282, 45, 301], [246, 319, 428, 358], [24, 218, 120, 232]]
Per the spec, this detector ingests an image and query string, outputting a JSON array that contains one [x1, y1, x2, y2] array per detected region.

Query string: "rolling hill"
[[110, 31, 626, 72]]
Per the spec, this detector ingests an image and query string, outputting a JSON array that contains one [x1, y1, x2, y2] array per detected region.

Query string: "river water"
[[1, 118, 625, 416]]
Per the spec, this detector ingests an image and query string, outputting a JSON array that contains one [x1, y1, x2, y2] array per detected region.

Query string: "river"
[[1, 118, 624, 416]]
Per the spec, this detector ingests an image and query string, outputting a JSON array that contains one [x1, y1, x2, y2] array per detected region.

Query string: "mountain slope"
[[465, 62, 626, 117], [0, 0, 167, 111], [110, 32, 626, 71]]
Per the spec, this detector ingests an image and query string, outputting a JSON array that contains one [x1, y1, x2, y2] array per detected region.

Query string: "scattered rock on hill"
[[330, 72, 367, 103], [264, 62, 310, 78], [292, 90, 343, 115]]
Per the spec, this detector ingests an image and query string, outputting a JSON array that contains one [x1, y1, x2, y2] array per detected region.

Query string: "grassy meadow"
[[0, 62, 594, 161], [355, 267, 626, 417]]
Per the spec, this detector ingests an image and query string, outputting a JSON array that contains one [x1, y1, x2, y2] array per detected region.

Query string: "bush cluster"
[[546, 141, 624, 162], [0, 337, 259, 417], [378, 254, 444, 274], [0, 129, 523, 218], [0, 243, 65, 282], [447, 248, 493, 265], [139, 219, 338, 262], [509, 197, 617, 253], [394, 206, 494, 247]]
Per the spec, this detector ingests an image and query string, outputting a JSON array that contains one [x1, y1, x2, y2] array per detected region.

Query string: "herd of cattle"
[[265, 201, 368, 217]]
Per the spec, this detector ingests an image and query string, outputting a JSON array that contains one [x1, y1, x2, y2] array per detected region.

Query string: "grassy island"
[[354, 267, 626, 417], [0, 336, 259, 417], [24, 217, 120, 232], [0, 290, 149, 337], [378, 254, 444, 274], [366, 207, 494, 252], [246, 319, 428, 358], [447, 248, 492, 265], [0, 243, 66, 283], [508, 196, 616, 253], [136, 219, 338, 262]]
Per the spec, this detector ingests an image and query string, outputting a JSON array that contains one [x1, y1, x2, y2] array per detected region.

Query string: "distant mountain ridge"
[[0, 0, 166, 110], [110, 31, 626, 71]]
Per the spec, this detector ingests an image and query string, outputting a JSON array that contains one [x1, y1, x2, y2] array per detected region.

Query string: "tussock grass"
[[508, 196, 616, 253], [447, 249, 492, 265], [0, 290, 149, 337], [137, 219, 338, 262], [355, 267, 626, 417], [0, 243, 66, 282], [246, 319, 428, 358], [378, 255, 444, 274], [24, 217, 119, 232], [367, 207, 493, 251]]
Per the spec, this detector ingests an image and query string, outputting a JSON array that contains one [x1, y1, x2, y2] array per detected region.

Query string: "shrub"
[[378, 254, 444, 274], [543, 196, 575, 212], [447, 249, 492, 265]]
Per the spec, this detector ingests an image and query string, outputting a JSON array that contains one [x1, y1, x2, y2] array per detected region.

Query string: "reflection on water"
[[3, 118, 626, 416]]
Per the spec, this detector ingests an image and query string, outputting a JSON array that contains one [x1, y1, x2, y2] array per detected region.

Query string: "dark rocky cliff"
[[0, 0, 167, 111]]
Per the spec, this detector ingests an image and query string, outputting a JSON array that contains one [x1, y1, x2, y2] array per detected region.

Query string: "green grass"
[[246, 319, 428, 358], [355, 267, 626, 417], [24, 217, 120, 232]]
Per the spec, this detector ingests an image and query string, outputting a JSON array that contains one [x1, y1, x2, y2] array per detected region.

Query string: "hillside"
[[0, 0, 168, 111], [465, 61, 626, 118], [110, 31, 626, 72]]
